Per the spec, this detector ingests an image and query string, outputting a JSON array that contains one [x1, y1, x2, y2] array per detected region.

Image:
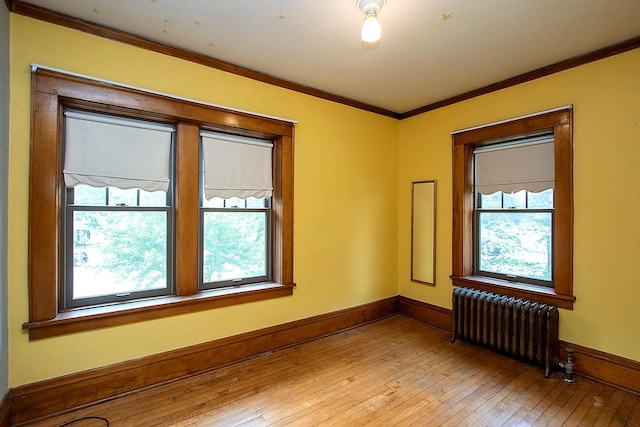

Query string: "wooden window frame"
[[451, 107, 575, 309], [23, 69, 295, 340]]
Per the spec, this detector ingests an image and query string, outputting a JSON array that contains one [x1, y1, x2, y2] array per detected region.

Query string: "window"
[[63, 110, 175, 308], [474, 137, 554, 287], [452, 107, 575, 309], [199, 131, 273, 289], [24, 68, 295, 339], [201, 197, 270, 288]]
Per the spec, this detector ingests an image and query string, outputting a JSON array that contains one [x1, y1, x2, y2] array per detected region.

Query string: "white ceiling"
[[17, 0, 640, 114]]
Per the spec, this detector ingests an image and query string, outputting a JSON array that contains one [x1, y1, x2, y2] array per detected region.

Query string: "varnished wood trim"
[[10, 1, 399, 119], [398, 296, 450, 331], [0, 393, 10, 427], [174, 122, 200, 296], [34, 69, 294, 137], [28, 89, 61, 322], [26, 67, 296, 339], [272, 134, 295, 285], [451, 276, 575, 310], [401, 36, 640, 119], [451, 107, 574, 310], [9, 2, 640, 119], [559, 342, 640, 395], [23, 283, 295, 340], [451, 108, 571, 146], [11, 297, 398, 425], [553, 118, 574, 297], [400, 295, 640, 394]]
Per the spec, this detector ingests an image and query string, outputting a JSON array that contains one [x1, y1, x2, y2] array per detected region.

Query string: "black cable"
[[59, 416, 109, 427]]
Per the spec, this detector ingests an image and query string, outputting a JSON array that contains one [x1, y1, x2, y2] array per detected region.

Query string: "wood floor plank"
[[562, 382, 606, 426], [529, 373, 597, 426], [219, 323, 427, 425], [17, 315, 640, 427], [517, 377, 570, 425], [628, 397, 640, 426], [592, 388, 626, 426]]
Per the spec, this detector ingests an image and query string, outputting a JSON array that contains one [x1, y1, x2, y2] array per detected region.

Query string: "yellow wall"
[[9, 12, 640, 389], [398, 47, 640, 362], [8, 15, 399, 387]]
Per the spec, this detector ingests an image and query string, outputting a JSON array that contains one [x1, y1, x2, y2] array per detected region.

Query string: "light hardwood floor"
[[19, 315, 640, 426]]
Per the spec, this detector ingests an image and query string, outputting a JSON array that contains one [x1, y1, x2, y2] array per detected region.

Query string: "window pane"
[[72, 210, 168, 299], [502, 190, 526, 209], [139, 190, 168, 207], [528, 189, 554, 209], [202, 211, 266, 283], [223, 197, 245, 208], [203, 197, 225, 208], [478, 212, 552, 282], [202, 197, 267, 208], [108, 187, 138, 206], [246, 197, 267, 208], [73, 184, 106, 205], [478, 191, 502, 209], [72, 185, 167, 207]]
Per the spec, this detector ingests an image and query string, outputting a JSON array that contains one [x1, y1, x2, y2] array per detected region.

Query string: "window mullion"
[[175, 121, 200, 296]]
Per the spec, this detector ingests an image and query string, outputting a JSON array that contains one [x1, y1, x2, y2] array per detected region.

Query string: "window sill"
[[22, 282, 296, 340], [451, 275, 574, 310]]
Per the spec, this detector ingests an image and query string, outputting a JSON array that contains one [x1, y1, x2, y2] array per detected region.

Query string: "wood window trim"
[[451, 107, 575, 310], [23, 68, 295, 340]]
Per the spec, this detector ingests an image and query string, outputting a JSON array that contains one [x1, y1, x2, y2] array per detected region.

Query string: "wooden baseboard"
[[0, 393, 10, 427], [559, 342, 640, 395], [398, 296, 452, 331], [399, 296, 640, 395], [8, 295, 640, 424], [9, 297, 398, 425]]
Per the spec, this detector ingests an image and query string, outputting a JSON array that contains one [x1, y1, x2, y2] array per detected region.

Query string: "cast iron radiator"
[[450, 286, 559, 378]]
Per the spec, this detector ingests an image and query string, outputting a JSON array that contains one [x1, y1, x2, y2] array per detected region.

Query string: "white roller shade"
[[475, 138, 554, 195], [64, 110, 174, 192], [201, 131, 273, 200]]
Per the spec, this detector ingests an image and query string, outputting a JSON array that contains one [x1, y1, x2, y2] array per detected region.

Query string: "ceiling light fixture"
[[357, 0, 386, 43]]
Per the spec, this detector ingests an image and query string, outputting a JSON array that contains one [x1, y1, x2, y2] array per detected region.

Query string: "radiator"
[[450, 286, 559, 378]]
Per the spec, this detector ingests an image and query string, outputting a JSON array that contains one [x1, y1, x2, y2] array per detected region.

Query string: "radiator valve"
[[557, 347, 576, 383]]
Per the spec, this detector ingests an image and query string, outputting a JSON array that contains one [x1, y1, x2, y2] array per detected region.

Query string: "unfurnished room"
[[0, 0, 639, 425]]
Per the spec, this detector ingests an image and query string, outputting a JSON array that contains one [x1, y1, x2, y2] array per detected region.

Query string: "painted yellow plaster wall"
[[8, 15, 399, 387], [398, 47, 640, 362]]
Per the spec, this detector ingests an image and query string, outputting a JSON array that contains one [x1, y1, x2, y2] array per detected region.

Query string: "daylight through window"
[[474, 136, 555, 287], [62, 110, 175, 308], [451, 107, 575, 309], [199, 131, 273, 289], [25, 69, 295, 339]]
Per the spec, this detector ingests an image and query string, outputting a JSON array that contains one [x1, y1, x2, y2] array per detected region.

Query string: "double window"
[[25, 68, 294, 339], [452, 107, 575, 309], [61, 113, 278, 309]]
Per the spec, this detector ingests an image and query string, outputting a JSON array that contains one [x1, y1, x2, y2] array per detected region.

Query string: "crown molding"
[[400, 35, 640, 119], [9, 1, 401, 119], [7, 1, 640, 120]]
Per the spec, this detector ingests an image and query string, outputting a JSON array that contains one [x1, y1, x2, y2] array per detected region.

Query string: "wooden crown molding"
[[10, 1, 640, 120], [9, 0, 400, 119], [400, 35, 640, 119]]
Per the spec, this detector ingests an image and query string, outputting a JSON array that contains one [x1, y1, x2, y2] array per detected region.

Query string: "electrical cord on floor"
[[59, 416, 109, 426]]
